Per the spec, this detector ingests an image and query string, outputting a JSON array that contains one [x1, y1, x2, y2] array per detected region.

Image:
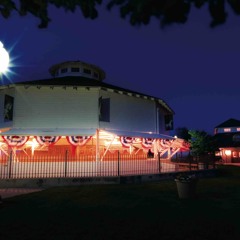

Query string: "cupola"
[[49, 60, 106, 81]]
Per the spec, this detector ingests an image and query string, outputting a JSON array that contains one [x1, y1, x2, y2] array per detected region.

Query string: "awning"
[[0, 128, 97, 136], [103, 129, 175, 140]]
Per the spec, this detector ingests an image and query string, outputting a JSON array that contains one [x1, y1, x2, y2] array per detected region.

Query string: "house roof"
[[0, 76, 174, 114], [215, 118, 240, 128]]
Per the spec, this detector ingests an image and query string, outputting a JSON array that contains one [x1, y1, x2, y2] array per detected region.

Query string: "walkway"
[[0, 188, 43, 200]]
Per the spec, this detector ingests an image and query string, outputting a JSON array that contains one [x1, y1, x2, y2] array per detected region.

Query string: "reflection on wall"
[[165, 114, 173, 131], [4, 94, 14, 122]]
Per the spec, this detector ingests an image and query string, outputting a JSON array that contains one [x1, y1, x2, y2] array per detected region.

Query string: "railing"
[[0, 152, 216, 179]]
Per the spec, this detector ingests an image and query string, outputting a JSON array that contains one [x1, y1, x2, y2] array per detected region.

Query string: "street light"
[[0, 41, 10, 74]]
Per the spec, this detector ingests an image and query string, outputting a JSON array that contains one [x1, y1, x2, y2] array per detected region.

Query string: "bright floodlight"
[[0, 41, 10, 73]]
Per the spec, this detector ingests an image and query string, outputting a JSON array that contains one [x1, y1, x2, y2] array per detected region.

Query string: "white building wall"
[[12, 86, 99, 128], [0, 86, 172, 135], [99, 90, 158, 133]]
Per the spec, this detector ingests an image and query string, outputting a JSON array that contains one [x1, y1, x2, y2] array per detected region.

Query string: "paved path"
[[0, 188, 43, 200]]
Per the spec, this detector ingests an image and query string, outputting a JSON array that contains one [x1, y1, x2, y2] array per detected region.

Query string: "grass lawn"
[[1, 165, 240, 240]]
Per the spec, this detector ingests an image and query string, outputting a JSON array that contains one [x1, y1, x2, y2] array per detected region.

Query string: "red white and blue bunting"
[[159, 139, 172, 149], [2, 135, 29, 148], [66, 136, 92, 147], [35, 136, 61, 146], [141, 138, 155, 149], [120, 136, 135, 148]]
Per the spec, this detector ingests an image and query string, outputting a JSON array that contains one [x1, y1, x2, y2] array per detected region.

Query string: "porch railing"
[[0, 152, 215, 179]]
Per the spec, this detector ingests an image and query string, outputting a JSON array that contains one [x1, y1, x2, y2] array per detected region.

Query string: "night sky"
[[1, 4, 240, 135]]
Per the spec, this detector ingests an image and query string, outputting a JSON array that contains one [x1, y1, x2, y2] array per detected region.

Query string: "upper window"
[[94, 72, 99, 78], [71, 67, 80, 72], [4, 95, 14, 122], [83, 68, 91, 74], [165, 115, 174, 131], [61, 68, 68, 73], [99, 97, 110, 122], [224, 128, 231, 132]]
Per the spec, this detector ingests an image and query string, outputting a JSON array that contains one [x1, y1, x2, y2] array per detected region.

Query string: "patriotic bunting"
[[2, 135, 29, 148], [35, 136, 61, 146], [120, 136, 135, 148], [66, 136, 92, 147], [159, 139, 172, 149], [141, 138, 155, 149]]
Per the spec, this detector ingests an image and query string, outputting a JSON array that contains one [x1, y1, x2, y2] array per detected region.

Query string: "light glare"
[[0, 41, 10, 73]]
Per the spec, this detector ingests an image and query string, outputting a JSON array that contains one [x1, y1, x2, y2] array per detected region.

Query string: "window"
[[83, 68, 91, 74], [61, 68, 68, 73], [233, 151, 238, 158], [99, 97, 110, 122], [233, 134, 240, 142], [165, 115, 174, 131], [94, 72, 99, 78], [71, 67, 80, 72], [4, 95, 14, 122], [224, 128, 231, 132]]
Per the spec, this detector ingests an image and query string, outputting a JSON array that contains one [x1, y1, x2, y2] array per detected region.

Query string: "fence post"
[[8, 150, 13, 179], [158, 152, 161, 173], [189, 156, 192, 171], [117, 150, 120, 176], [64, 150, 68, 178]]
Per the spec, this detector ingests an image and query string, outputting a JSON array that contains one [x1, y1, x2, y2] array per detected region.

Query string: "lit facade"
[[0, 61, 189, 179], [214, 118, 240, 163]]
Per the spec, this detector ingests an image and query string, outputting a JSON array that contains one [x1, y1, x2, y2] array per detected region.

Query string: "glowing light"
[[0, 41, 10, 74], [225, 150, 231, 156], [25, 138, 40, 156], [224, 128, 231, 132]]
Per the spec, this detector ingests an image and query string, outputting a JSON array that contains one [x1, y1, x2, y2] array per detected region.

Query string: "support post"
[[158, 152, 161, 173], [8, 150, 13, 179], [117, 150, 120, 176], [100, 136, 115, 161], [96, 129, 100, 161], [64, 150, 68, 177]]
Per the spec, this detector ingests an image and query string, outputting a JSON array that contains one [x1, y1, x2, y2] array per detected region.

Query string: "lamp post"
[[0, 41, 10, 75]]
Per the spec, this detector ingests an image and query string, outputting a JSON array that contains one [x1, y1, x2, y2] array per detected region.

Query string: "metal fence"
[[0, 151, 215, 179]]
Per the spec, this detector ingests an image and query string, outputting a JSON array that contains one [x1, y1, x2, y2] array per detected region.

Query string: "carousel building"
[[0, 61, 189, 179]]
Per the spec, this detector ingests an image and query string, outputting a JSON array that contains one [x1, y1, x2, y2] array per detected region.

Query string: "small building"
[[214, 118, 240, 163], [0, 60, 189, 179]]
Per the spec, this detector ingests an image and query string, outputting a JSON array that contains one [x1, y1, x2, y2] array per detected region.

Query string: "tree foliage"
[[175, 127, 191, 141], [1, 0, 240, 28], [188, 130, 218, 157], [0, 0, 102, 28]]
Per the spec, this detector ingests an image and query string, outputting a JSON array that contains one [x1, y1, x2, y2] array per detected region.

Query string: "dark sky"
[[1, 4, 240, 134]]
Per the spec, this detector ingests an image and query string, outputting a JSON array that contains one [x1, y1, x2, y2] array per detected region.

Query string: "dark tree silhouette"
[[1, 0, 240, 28], [188, 130, 219, 158], [175, 127, 191, 141]]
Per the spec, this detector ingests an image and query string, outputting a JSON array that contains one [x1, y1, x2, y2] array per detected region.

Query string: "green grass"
[[1, 165, 240, 240]]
